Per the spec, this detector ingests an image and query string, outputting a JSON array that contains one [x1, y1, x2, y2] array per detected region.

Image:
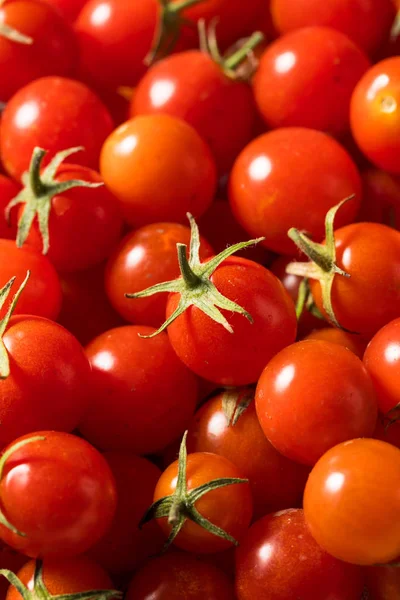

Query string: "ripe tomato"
[[363, 317, 400, 414], [350, 57, 400, 174], [235, 509, 365, 600], [105, 222, 214, 327], [358, 168, 400, 228], [0, 241, 62, 320], [43, 0, 87, 21], [79, 325, 198, 455], [100, 115, 217, 228], [366, 564, 400, 600], [270, 0, 395, 56], [0, 431, 117, 558], [0, 542, 27, 600], [256, 340, 377, 465], [126, 552, 235, 600], [0, 175, 20, 240], [229, 128, 361, 255], [305, 328, 368, 359], [89, 452, 164, 575], [0, 0, 78, 102], [186, 389, 310, 519], [304, 438, 400, 565], [253, 27, 370, 137], [0, 76, 113, 182]]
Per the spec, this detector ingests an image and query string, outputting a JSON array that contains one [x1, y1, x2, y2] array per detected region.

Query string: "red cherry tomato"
[[256, 340, 378, 465], [105, 222, 214, 327], [100, 115, 217, 228], [0, 175, 20, 240], [358, 168, 400, 228], [235, 509, 365, 600], [126, 552, 235, 600], [0, 0, 78, 102], [253, 27, 370, 137], [79, 325, 198, 455], [229, 128, 361, 255], [0, 431, 117, 558], [0, 543, 27, 600], [0, 76, 114, 182], [304, 438, 400, 565], [270, 0, 395, 56], [305, 328, 368, 359], [350, 57, 400, 174]]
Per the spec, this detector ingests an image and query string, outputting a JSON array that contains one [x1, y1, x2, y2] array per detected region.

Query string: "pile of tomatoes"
[[1, 0, 400, 598]]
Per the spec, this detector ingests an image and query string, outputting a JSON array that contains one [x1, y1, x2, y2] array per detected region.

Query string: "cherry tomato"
[[126, 552, 235, 600], [79, 325, 198, 455], [305, 328, 367, 359], [105, 222, 214, 327], [186, 389, 310, 519], [229, 128, 361, 255], [358, 168, 400, 228], [0, 241, 62, 321], [256, 340, 377, 465], [0, 76, 114, 182], [304, 438, 400, 565], [100, 115, 217, 228], [89, 452, 164, 575], [0, 431, 117, 558], [0, 0, 78, 102], [131, 49, 257, 175], [350, 57, 400, 174], [270, 0, 395, 56], [0, 314, 91, 448], [0, 175, 20, 240], [235, 509, 365, 600], [366, 564, 400, 600], [253, 27, 370, 137], [0, 543, 27, 600]]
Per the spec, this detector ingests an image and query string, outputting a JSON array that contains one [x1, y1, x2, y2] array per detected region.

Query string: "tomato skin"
[[6, 556, 114, 600], [0, 0, 78, 103], [0, 76, 114, 182], [305, 328, 368, 359], [350, 58, 400, 174], [0, 431, 117, 558], [310, 222, 400, 336], [166, 256, 297, 386], [100, 115, 217, 228], [270, 0, 395, 56], [0, 175, 20, 240], [0, 241, 62, 321], [366, 564, 400, 600], [0, 315, 91, 448], [253, 27, 370, 137], [105, 223, 214, 327], [89, 452, 164, 575], [256, 340, 377, 465], [0, 543, 27, 600], [131, 50, 256, 175], [79, 325, 198, 455], [186, 392, 310, 519], [229, 128, 361, 255], [373, 417, 400, 450], [304, 438, 400, 565], [154, 452, 252, 553], [363, 317, 400, 414], [358, 168, 400, 228], [235, 509, 365, 600], [126, 552, 235, 600], [43, 0, 87, 22]]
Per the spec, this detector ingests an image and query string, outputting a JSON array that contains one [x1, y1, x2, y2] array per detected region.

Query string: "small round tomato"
[[235, 509, 365, 600], [79, 325, 198, 455], [187, 389, 310, 519], [256, 340, 377, 465], [100, 115, 217, 228], [253, 27, 370, 137], [350, 57, 400, 174], [270, 0, 395, 56], [0, 431, 117, 558], [0, 175, 20, 239], [358, 168, 400, 228], [105, 222, 214, 327], [304, 438, 400, 565], [0, 76, 114, 182], [229, 128, 361, 255], [126, 553, 235, 600], [305, 328, 367, 358]]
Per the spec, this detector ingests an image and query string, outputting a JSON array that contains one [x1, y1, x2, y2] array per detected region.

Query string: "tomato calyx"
[[286, 197, 354, 331], [0, 560, 122, 600], [0, 270, 30, 379], [125, 213, 264, 338], [0, 434, 46, 535], [198, 19, 264, 81], [221, 387, 254, 426], [0, 3, 33, 45], [146, 0, 204, 66], [140, 431, 248, 551], [6, 147, 103, 256]]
